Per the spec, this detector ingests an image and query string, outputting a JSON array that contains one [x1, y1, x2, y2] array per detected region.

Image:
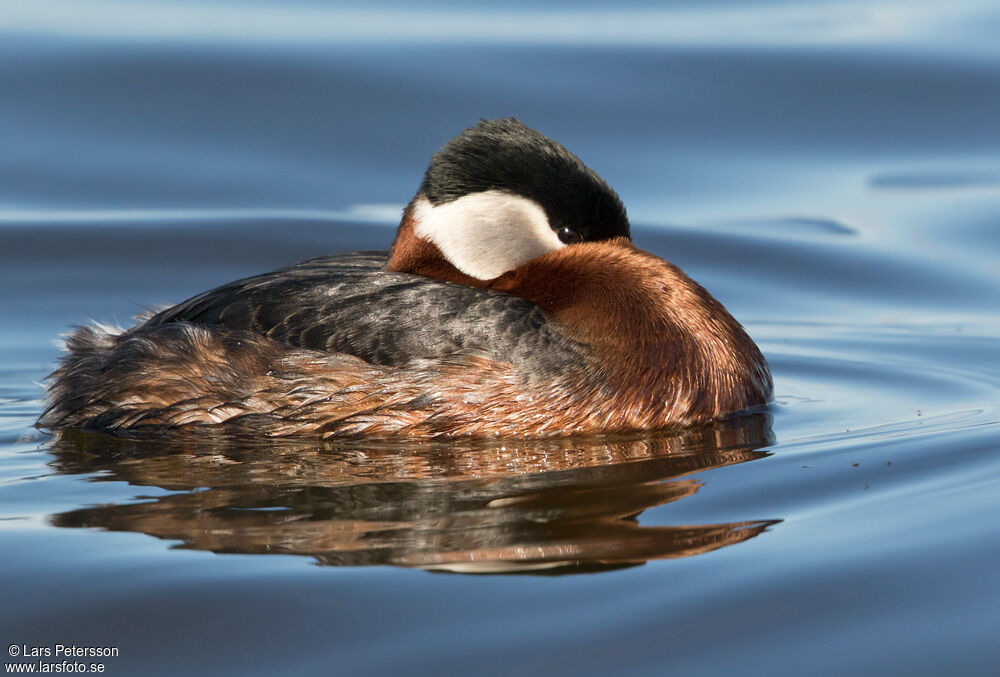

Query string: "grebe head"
[[389, 118, 631, 281]]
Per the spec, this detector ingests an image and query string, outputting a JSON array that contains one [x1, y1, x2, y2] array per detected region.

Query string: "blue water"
[[2, 2, 999, 675]]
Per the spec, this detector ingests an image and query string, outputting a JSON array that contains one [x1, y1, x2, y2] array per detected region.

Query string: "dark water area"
[[1, 2, 999, 675]]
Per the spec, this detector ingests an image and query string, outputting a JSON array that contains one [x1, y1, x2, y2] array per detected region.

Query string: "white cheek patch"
[[412, 191, 565, 280]]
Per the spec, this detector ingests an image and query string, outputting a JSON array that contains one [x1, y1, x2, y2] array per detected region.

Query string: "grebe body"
[[41, 119, 771, 438]]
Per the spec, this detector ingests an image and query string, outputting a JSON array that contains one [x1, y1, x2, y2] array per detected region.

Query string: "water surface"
[[1, 1, 999, 675]]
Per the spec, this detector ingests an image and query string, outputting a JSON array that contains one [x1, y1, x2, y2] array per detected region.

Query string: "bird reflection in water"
[[46, 414, 778, 575]]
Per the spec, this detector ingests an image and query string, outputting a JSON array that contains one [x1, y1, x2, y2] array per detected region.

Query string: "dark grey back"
[[145, 252, 586, 377]]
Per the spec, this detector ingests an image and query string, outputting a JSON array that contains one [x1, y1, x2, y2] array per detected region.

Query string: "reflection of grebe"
[[40, 119, 771, 438], [48, 417, 778, 574]]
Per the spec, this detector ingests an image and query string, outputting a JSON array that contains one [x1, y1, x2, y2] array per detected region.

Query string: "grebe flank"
[[40, 118, 771, 438]]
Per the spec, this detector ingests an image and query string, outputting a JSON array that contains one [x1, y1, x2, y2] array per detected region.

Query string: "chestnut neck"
[[487, 238, 771, 410], [488, 238, 682, 356]]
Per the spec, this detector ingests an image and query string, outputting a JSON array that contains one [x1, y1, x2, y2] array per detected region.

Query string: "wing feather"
[[145, 251, 584, 377]]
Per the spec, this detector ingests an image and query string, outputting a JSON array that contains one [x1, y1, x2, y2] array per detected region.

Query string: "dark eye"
[[557, 227, 583, 244]]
